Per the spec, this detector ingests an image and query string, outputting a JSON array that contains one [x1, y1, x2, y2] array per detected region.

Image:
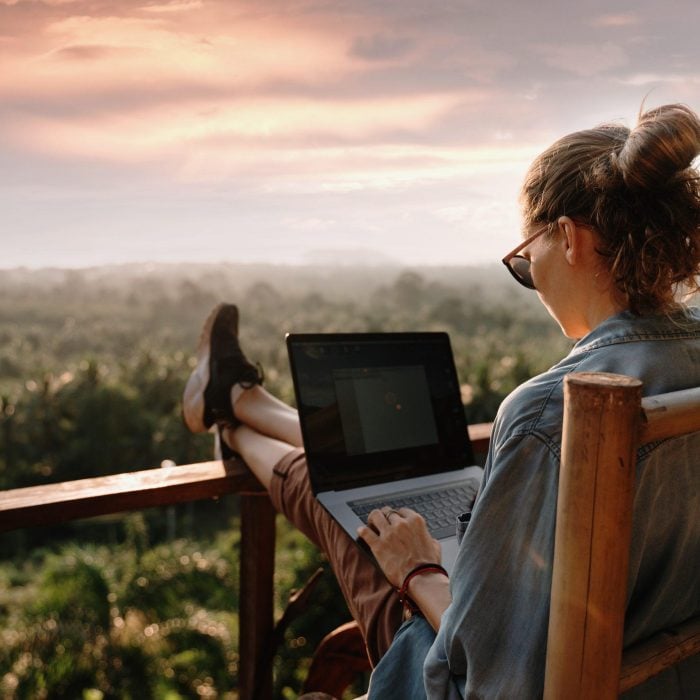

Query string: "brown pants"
[[268, 447, 403, 666]]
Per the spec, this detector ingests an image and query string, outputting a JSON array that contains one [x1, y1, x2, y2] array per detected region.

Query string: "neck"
[[578, 299, 626, 338], [562, 276, 627, 340]]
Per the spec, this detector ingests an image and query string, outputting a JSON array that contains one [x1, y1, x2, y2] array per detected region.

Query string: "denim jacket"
[[370, 307, 700, 699]]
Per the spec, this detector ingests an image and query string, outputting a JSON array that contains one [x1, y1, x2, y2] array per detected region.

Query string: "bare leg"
[[223, 423, 293, 490], [232, 385, 302, 448]]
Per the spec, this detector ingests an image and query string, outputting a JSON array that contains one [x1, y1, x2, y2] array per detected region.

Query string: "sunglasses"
[[501, 225, 550, 290]]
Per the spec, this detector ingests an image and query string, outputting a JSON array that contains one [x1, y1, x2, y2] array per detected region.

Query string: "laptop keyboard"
[[349, 483, 476, 540]]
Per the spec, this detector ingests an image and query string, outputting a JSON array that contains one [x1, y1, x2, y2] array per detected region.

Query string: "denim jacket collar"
[[570, 306, 700, 357]]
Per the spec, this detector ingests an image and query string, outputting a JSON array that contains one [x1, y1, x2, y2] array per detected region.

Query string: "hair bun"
[[615, 103, 700, 191]]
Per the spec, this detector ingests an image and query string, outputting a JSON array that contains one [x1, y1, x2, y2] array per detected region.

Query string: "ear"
[[557, 216, 580, 265]]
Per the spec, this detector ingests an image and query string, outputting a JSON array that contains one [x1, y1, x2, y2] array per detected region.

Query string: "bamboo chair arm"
[[620, 615, 700, 693]]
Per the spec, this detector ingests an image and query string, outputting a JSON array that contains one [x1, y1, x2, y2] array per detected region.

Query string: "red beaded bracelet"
[[397, 563, 449, 613]]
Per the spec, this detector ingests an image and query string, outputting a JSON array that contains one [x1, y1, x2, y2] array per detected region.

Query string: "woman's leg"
[[222, 417, 403, 665], [224, 422, 293, 490], [231, 384, 302, 449], [182, 303, 403, 662]]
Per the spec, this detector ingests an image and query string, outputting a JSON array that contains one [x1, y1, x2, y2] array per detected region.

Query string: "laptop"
[[286, 331, 483, 574]]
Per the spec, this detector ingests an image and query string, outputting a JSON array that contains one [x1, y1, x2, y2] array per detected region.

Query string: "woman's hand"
[[358, 506, 451, 631], [357, 506, 442, 588]]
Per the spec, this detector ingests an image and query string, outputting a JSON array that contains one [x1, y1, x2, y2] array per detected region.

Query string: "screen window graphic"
[[333, 365, 439, 455]]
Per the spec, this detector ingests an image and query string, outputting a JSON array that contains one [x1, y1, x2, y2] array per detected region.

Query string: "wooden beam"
[[620, 615, 700, 692], [468, 422, 492, 455], [0, 458, 264, 532], [544, 372, 642, 700], [239, 494, 276, 700], [0, 423, 494, 535], [640, 387, 700, 443]]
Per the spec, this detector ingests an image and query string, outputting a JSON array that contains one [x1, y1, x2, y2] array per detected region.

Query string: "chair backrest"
[[543, 372, 700, 699]]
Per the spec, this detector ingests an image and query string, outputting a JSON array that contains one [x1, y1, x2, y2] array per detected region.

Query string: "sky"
[[1, 0, 699, 269]]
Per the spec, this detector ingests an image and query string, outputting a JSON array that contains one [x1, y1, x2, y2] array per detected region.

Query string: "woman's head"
[[520, 104, 700, 315]]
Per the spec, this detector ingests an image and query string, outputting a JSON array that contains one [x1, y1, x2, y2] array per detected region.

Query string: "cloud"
[[591, 13, 640, 27], [536, 41, 629, 78], [0, 0, 79, 5], [618, 72, 700, 86], [43, 12, 354, 85], [50, 43, 123, 60], [7, 92, 472, 161], [350, 33, 417, 61], [142, 0, 203, 12], [282, 216, 337, 232]]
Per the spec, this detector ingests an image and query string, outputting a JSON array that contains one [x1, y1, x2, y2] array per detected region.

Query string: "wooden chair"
[[544, 372, 700, 698], [302, 621, 370, 697]]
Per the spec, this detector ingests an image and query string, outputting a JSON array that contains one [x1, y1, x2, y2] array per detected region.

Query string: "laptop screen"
[[286, 332, 474, 493]]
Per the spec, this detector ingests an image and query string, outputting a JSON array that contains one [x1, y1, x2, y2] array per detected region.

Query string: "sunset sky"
[[2, 0, 699, 268]]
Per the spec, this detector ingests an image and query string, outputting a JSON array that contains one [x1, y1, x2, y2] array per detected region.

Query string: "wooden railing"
[[0, 423, 494, 700]]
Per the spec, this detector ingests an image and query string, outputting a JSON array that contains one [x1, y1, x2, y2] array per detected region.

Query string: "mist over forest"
[[0, 261, 567, 407], [1, 261, 532, 306]]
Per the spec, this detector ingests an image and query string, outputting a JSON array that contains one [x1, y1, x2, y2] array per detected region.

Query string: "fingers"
[[366, 506, 403, 528], [397, 507, 418, 519], [357, 523, 378, 545], [358, 506, 406, 545], [364, 506, 426, 528], [357, 505, 429, 542], [357, 508, 390, 544], [357, 505, 444, 588]]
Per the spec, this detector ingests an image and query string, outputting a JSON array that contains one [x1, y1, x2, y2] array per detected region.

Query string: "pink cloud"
[[592, 14, 641, 28]]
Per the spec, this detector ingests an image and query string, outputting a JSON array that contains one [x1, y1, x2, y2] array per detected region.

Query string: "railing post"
[[239, 492, 276, 700], [544, 372, 642, 700]]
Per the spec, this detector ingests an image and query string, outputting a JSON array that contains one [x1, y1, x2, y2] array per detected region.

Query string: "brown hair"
[[520, 104, 700, 314]]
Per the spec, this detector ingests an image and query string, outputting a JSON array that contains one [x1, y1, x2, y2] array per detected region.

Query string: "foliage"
[[1, 538, 239, 698], [271, 525, 365, 698], [0, 263, 573, 697]]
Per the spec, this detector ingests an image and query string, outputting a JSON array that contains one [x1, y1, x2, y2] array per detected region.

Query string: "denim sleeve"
[[366, 616, 435, 700], [425, 431, 560, 699]]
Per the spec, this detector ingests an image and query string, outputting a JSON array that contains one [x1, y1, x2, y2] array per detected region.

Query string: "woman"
[[183, 103, 700, 698]]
